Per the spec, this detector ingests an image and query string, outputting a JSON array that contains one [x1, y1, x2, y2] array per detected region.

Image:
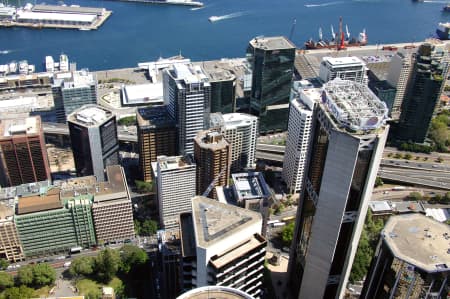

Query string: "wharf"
[[0, 10, 112, 30], [104, 0, 203, 6]]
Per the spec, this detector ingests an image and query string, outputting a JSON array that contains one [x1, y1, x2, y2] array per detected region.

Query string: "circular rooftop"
[[176, 286, 255, 299]]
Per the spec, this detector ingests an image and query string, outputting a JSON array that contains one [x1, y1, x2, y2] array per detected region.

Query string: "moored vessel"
[[436, 22, 450, 40]]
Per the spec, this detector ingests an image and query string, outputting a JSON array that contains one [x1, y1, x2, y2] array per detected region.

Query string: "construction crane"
[[202, 167, 228, 198], [289, 18, 297, 41]]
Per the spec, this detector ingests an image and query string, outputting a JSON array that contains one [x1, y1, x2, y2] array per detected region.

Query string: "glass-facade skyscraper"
[[397, 40, 449, 143], [246, 36, 296, 133]]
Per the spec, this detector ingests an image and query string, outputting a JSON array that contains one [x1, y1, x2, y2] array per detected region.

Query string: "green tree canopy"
[[408, 191, 423, 201], [0, 272, 13, 290], [17, 265, 34, 286], [140, 219, 158, 236], [69, 256, 95, 277], [0, 259, 9, 271], [32, 263, 56, 287], [119, 245, 148, 274], [2, 285, 35, 299], [95, 248, 121, 283], [281, 222, 295, 247]]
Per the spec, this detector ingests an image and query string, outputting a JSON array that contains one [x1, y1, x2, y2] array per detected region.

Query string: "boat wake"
[[209, 12, 246, 22], [190, 6, 205, 10], [423, 0, 448, 3], [304, 1, 344, 7], [0, 50, 11, 55]]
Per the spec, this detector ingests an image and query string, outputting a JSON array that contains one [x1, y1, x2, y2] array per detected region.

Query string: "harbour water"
[[0, 0, 448, 71]]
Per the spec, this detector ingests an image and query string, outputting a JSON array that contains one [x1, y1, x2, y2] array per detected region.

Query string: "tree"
[[2, 285, 35, 299], [17, 265, 34, 286], [374, 176, 383, 187], [404, 153, 412, 160], [140, 219, 158, 236], [95, 248, 120, 283], [69, 256, 95, 277], [0, 259, 9, 270], [408, 192, 423, 201], [281, 222, 295, 247], [0, 272, 13, 290], [119, 245, 148, 274], [32, 263, 56, 287], [135, 180, 153, 194]]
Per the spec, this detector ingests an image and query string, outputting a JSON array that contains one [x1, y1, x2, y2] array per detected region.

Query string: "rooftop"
[[136, 105, 175, 129], [194, 130, 229, 151], [17, 188, 62, 215], [157, 155, 194, 171], [249, 36, 296, 51], [232, 172, 271, 201], [122, 83, 164, 105], [210, 113, 257, 129], [54, 70, 95, 89], [382, 213, 450, 273], [177, 286, 255, 299], [200, 61, 236, 82], [191, 196, 261, 248], [322, 79, 389, 132], [32, 4, 105, 15], [0, 116, 41, 137], [17, 10, 97, 23], [171, 63, 209, 86], [68, 104, 113, 127], [322, 56, 365, 66]]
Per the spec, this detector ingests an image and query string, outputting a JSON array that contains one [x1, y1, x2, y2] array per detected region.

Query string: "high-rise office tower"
[[246, 36, 296, 133], [68, 104, 119, 180], [361, 214, 449, 299], [90, 165, 135, 244], [0, 201, 24, 262], [52, 70, 97, 123], [163, 63, 211, 155], [282, 82, 320, 194], [194, 130, 231, 199], [137, 106, 177, 182], [319, 56, 368, 84], [397, 40, 449, 143], [201, 62, 236, 114], [386, 51, 414, 119], [156, 155, 196, 230], [180, 196, 266, 298], [288, 79, 389, 299], [0, 116, 51, 187], [210, 113, 258, 171]]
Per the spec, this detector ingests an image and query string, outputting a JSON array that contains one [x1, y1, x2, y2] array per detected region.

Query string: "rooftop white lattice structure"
[[322, 78, 388, 132]]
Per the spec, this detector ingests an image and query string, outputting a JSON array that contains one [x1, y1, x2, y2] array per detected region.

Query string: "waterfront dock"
[[0, 4, 112, 30], [104, 0, 203, 6]]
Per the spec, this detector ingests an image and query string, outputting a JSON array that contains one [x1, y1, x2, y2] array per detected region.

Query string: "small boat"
[[45, 56, 54, 72], [209, 16, 221, 22], [28, 65, 35, 73], [443, 4, 450, 11], [436, 22, 450, 40], [79, 27, 91, 31], [59, 54, 69, 72]]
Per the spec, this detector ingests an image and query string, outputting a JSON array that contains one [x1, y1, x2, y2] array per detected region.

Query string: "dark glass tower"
[[246, 36, 296, 133], [397, 40, 449, 143]]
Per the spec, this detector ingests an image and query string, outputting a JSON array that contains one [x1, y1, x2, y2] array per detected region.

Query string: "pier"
[[0, 4, 112, 30], [104, 0, 203, 7]]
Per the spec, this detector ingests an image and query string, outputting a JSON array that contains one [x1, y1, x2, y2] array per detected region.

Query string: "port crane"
[[202, 166, 228, 197]]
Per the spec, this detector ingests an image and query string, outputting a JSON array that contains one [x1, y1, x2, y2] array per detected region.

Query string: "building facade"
[[397, 40, 449, 143], [386, 51, 414, 119], [52, 70, 97, 123], [68, 104, 119, 180], [288, 79, 389, 299], [156, 155, 196, 230], [201, 64, 236, 114], [137, 106, 177, 182], [282, 82, 319, 194], [90, 166, 135, 244], [194, 130, 231, 199], [163, 63, 211, 155], [0, 116, 51, 187], [0, 202, 24, 262], [361, 214, 449, 299], [319, 56, 368, 85], [210, 113, 258, 171], [180, 196, 266, 298], [246, 36, 296, 133]]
